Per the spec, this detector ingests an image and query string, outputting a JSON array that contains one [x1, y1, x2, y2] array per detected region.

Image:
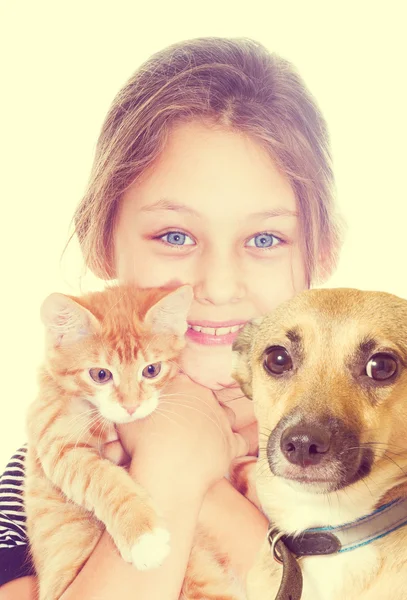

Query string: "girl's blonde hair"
[[74, 37, 343, 283]]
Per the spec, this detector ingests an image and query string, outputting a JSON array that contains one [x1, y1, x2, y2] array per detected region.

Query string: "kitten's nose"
[[125, 406, 138, 415]]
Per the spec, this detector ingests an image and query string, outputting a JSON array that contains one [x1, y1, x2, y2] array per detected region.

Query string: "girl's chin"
[[180, 344, 237, 390]]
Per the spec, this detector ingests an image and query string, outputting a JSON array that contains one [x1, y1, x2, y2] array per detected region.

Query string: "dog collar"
[[270, 497, 407, 557]]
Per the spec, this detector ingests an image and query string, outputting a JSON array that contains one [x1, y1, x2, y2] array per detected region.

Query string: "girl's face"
[[115, 121, 308, 388]]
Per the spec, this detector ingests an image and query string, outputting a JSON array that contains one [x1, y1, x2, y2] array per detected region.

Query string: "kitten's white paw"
[[131, 528, 171, 570]]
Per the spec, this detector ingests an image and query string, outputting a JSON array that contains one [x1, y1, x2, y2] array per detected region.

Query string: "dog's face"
[[232, 288, 407, 496]]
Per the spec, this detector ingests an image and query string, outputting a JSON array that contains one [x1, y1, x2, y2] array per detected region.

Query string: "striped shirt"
[[0, 446, 33, 585]]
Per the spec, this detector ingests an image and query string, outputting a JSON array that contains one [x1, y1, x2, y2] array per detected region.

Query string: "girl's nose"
[[194, 254, 245, 306]]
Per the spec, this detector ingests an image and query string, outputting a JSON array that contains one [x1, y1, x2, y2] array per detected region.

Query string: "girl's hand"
[[101, 439, 130, 466], [100, 381, 258, 469], [214, 385, 259, 456], [117, 374, 249, 498]]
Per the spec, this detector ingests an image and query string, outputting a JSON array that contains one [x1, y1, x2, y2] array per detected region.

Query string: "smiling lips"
[[186, 321, 246, 346]]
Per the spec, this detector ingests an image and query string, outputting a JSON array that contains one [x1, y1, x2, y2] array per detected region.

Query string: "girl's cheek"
[[118, 251, 185, 287], [247, 255, 308, 312]]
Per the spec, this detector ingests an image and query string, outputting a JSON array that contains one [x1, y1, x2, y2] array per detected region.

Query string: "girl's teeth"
[[189, 324, 244, 335], [215, 327, 230, 335], [201, 327, 215, 335]]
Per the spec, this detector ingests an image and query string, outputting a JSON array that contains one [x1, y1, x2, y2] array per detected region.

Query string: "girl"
[[0, 36, 342, 599]]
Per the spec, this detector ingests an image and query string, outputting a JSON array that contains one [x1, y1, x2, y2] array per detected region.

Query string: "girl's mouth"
[[186, 321, 246, 346]]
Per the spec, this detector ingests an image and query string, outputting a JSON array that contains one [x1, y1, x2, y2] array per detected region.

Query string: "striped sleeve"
[[0, 446, 34, 586], [0, 446, 28, 549]]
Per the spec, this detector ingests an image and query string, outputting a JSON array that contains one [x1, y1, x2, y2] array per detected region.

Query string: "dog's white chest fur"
[[300, 545, 378, 599], [248, 541, 382, 600], [248, 478, 404, 599]]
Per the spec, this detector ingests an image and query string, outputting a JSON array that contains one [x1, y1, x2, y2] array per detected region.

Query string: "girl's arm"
[[200, 477, 268, 582], [60, 479, 267, 600], [0, 480, 203, 600], [60, 486, 203, 600], [60, 375, 263, 600], [0, 481, 267, 600], [0, 577, 37, 600]]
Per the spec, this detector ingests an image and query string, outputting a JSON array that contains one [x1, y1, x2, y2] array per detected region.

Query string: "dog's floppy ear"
[[231, 317, 263, 400]]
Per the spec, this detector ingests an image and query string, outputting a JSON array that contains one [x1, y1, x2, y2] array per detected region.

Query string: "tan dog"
[[232, 288, 407, 600]]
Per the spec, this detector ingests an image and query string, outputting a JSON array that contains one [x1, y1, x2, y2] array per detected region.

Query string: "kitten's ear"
[[144, 285, 193, 337], [231, 317, 263, 400], [40, 293, 99, 347]]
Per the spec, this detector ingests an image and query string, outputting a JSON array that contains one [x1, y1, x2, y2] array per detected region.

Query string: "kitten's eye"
[[89, 368, 113, 384], [365, 353, 397, 381], [142, 363, 162, 379]]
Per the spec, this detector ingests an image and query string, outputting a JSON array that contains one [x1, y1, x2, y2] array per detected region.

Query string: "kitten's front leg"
[[40, 444, 170, 570]]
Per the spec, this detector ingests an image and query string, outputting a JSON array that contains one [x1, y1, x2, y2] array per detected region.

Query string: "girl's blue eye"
[[246, 233, 280, 249], [160, 231, 195, 246]]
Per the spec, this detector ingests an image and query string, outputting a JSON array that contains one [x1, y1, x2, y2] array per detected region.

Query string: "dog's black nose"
[[280, 425, 331, 466]]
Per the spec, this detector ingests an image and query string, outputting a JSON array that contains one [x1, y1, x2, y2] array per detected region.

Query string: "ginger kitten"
[[25, 285, 193, 599]]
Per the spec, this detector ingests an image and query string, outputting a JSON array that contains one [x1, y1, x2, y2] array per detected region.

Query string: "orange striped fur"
[[25, 285, 188, 599], [24, 285, 244, 600], [25, 285, 246, 600]]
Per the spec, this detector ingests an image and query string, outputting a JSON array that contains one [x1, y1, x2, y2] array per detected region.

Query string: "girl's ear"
[[40, 293, 99, 347], [231, 317, 263, 400], [144, 285, 193, 337]]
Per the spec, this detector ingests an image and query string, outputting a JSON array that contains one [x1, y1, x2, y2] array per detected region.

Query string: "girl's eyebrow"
[[139, 198, 200, 217], [139, 199, 297, 220], [249, 209, 298, 219]]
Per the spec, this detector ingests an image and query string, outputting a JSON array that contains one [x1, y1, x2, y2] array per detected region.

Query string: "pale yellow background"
[[1, 0, 406, 469]]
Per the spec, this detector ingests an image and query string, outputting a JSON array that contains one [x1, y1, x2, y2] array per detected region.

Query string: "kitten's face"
[[41, 285, 193, 424], [73, 334, 181, 424]]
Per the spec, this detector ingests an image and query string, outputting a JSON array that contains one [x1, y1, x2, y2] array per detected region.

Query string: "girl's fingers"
[[221, 403, 258, 458], [222, 395, 255, 430], [237, 421, 258, 456], [101, 440, 130, 466], [232, 432, 250, 458], [220, 403, 236, 428]]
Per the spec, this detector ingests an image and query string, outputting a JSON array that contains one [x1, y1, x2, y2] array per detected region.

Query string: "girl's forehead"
[[122, 121, 297, 222]]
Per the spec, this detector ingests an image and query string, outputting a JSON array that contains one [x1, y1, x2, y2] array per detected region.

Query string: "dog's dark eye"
[[264, 346, 293, 375], [142, 362, 162, 379], [89, 368, 113, 384], [365, 354, 397, 381]]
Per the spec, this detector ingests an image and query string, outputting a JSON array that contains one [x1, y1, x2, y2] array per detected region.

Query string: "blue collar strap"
[[274, 497, 407, 556]]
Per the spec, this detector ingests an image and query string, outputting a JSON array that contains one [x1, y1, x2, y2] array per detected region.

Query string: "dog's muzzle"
[[266, 413, 374, 491]]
